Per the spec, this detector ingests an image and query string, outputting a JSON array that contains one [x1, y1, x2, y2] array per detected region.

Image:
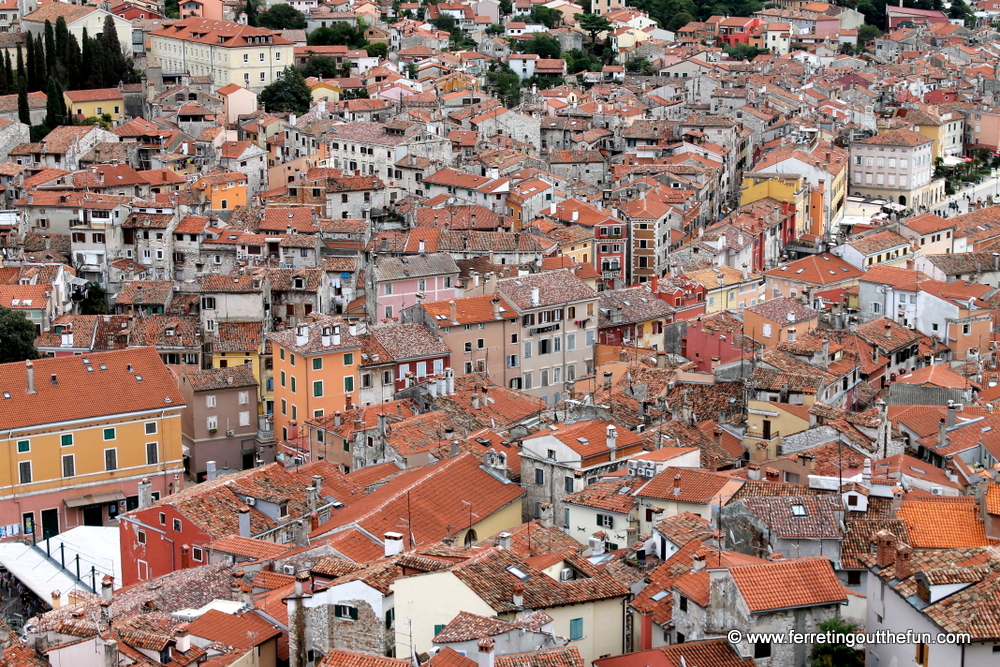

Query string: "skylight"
[[791, 504, 807, 516], [651, 590, 669, 601], [506, 566, 530, 580]]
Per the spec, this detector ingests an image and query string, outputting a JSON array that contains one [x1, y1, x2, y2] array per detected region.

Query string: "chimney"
[[571, 210, 579, 221], [206, 461, 217, 481], [174, 628, 191, 654], [25, 360, 34, 394], [384, 531, 404, 557], [512, 583, 525, 608], [238, 506, 251, 537], [606, 425, 617, 454], [138, 478, 152, 509], [295, 323, 308, 346], [884, 321, 892, 338], [477, 638, 495, 667], [50, 590, 62, 609], [492, 298, 501, 318], [947, 402, 958, 428], [101, 574, 113, 603], [471, 391, 480, 409], [890, 487, 904, 514], [874, 530, 896, 569], [334, 411, 342, 428], [102, 639, 118, 667], [862, 458, 872, 485], [332, 325, 341, 345], [345, 393, 353, 410], [603, 371, 613, 390], [820, 339, 829, 370], [294, 520, 309, 548], [418, 239, 426, 254], [531, 288, 540, 307], [446, 368, 455, 395], [895, 542, 913, 579], [180, 544, 191, 569], [497, 532, 512, 549], [449, 300, 458, 321], [306, 485, 318, 511], [937, 418, 948, 450], [691, 552, 706, 572], [673, 474, 681, 497]]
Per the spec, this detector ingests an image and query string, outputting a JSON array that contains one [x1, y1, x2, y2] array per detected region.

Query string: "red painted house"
[[652, 274, 707, 320], [682, 311, 755, 373], [366, 322, 452, 391], [118, 462, 343, 585]]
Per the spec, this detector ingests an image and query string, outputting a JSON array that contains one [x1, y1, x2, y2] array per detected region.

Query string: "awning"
[[65, 491, 126, 508]]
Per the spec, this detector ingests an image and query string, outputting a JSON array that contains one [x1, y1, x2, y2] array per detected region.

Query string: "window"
[[754, 643, 772, 659], [202, 297, 216, 310], [137, 530, 146, 545], [206, 395, 217, 408], [477, 338, 485, 349], [569, 618, 583, 641], [312, 357, 323, 370], [847, 571, 862, 586], [344, 376, 354, 392], [762, 323, 772, 338], [535, 468, 544, 484], [679, 595, 688, 611], [344, 353, 354, 365], [18, 460, 31, 485], [280, 371, 286, 387], [192, 546, 204, 562], [238, 391, 249, 405], [291, 377, 297, 393], [61, 433, 73, 447], [313, 380, 323, 397], [16, 440, 29, 453], [260, 72, 266, 82], [915, 643, 928, 667], [239, 411, 250, 427], [597, 513, 613, 528], [290, 354, 296, 366], [159, 512, 166, 525], [334, 605, 359, 620], [524, 341, 532, 358], [384, 282, 393, 295], [62, 454, 75, 478], [104, 448, 117, 471], [208, 416, 218, 430], [146, 442, 158, 465], [963, 323, 971, 335], [564, 476, 574, 493], [567, 333, 576, 350]]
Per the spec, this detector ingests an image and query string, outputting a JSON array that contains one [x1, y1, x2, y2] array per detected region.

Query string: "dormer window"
[[293, 277, 304, 289], [791, 504, 806, 516]]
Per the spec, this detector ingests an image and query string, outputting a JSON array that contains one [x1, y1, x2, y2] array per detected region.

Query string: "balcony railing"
[[746, 429, 780, 440]]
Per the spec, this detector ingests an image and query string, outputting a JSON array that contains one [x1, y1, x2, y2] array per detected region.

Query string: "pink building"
[[368, 252, 461, 322], [682, 313, 753, 373]]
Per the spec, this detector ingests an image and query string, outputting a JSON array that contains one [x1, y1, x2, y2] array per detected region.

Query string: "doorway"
[[82, 506, 103, 526], [41, 509, 59, 539], [762, 420, 772, 440]]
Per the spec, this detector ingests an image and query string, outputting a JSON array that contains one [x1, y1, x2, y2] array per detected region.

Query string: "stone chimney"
[[477, 638, 495, 667], [937, 418, 948, 450], [101, 575, 113, 603], [138, 478, 152, 509], [512, 583, 525, 608], [874, 530, 896, 569], [449, 300, 458, 322], [384, 531, 404, 557], [891, 487, 904, 514], [180, 545, 190, 569], [691, 552, 706, 572], [294, 520, 309, 548], [862, 458, 872, 485], [238, 506, 251, 537], [25, 360, 34, 394], [894, 542, 913, 579], [306, 485, 318, 511], [603, 371, 613, 390], [947, 402, 958, 428], [102, 639, 118, 667], [497, 532, 512, 549]]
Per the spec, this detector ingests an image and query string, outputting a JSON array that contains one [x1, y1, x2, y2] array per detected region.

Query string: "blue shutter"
[[569, 618, 583, 640]]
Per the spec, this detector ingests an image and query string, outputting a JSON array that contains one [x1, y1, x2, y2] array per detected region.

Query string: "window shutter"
[[350, 607, 359, 620], [596, 513, 604, 526]]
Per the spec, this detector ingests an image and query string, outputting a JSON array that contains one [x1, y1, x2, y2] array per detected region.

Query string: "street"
[[933, 174, 1000, 216]]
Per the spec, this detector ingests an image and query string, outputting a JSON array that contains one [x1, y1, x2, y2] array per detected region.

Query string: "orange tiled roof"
[[728, 557, 848, 612], [897, 500, 995, 548]]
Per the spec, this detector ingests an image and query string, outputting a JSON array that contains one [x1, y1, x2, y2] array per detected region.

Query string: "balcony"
[[746, 429, 780, 441]]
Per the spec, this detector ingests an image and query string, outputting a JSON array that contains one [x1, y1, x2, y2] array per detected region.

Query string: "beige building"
[[148, 18, 295, 91]]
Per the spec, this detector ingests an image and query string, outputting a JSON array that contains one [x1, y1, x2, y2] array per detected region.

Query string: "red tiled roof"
[[186, 610, 281, 648], [729, 557, 848, 612], [317, 650, 409, 667]]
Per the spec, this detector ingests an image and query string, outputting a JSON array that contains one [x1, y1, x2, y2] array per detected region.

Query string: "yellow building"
[[193, 171, 248, 210], [685, 266, 763, 313], [740, 172, 812, 235], [0, 347, 185, 539], [148, 18, 295, 91], [308, 80, 343, 102], [64, 88, 126, 122], [212, 321, 271, 415]]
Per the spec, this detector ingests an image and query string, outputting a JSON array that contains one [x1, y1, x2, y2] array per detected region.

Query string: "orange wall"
[[271, 344, 360, 439]]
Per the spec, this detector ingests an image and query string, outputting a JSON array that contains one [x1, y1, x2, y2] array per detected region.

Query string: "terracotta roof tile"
[[729, 557, 848, 612], [897, 500, 996, 548], [186, 610, 280, 648], [317, 650, 409, 667], [637, 467, 743, 504]]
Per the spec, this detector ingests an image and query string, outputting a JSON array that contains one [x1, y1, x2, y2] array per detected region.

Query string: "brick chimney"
[[874, 530, 896, 569], [673, 474, 681, 497], [894, 542, 913, 579], [512, 582, 525, 608], [180, 544, 190, 569]]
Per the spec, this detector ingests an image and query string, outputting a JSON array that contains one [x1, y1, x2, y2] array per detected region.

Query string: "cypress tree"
[[0, 55, 7, 97], [80, 29, 92, 90], [64, 34, 81, 88], [25, 34, 37, 92], [17, 77, 29, 126], [45, 78, 63, 128], [15, 45, 24, 85], [44, 20, 55, 80], [244, 0, 258, 26], [4, 52, 12, 96], [101, 15, 125, 86], [33, 34, 46, 91], [54, 16, 69, 84]]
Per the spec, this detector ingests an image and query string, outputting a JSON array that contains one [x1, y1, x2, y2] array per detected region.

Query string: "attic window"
[[2, 392, 9, 399], [651, 590, 668, 601], [506, 566, 530, 580], [791, 504, 807, 516], [135, 375, 144, 382]]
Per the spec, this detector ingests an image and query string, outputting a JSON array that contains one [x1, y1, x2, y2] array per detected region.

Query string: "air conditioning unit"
[[931, 486, 943, 495], [226, 429, 235, 437], [282, 564, 295, 575], [245, 496, 256, 506], [560, 567, 574, 581]]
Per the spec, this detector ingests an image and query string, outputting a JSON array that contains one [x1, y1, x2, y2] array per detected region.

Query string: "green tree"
[[530, 6, 562, 28], [165, 0, 180, 18], [303, 55, 340, 78], [724, 43, 766, 61], [485, 23, 504, 35], [857, 24, 882, 44], [44, 20, 55, 80], [948, 0, 974, 25], [80, 28, 92, 88], [45, 78, 65, 127], [574, 13, 613, 47], [564, 48, 601, 72], [524, 33, 561, 58], [666, 11, 694, 31], [809, 618, 864, 667], [54, 16, 69, 83], [29, 123, 50, 141], [243, 0, 259, 26], [32, 34, 47, 92], [2, 52, 11, 96], [406, 62, 418, 79], [258, 3, 306, 29], [499, 0, 512, 13], [0, 306, 39, 363], [486, 63, 521, 107], [430, 14, 456, 32], [259, 66, 312, 114], [17, 77, 30, 125], [79, 282, 107, 315], [365, 41, 388, 58], [101, 15, 126, 86], [308, 23, 366, 47], [14, 45, 23, 88]]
